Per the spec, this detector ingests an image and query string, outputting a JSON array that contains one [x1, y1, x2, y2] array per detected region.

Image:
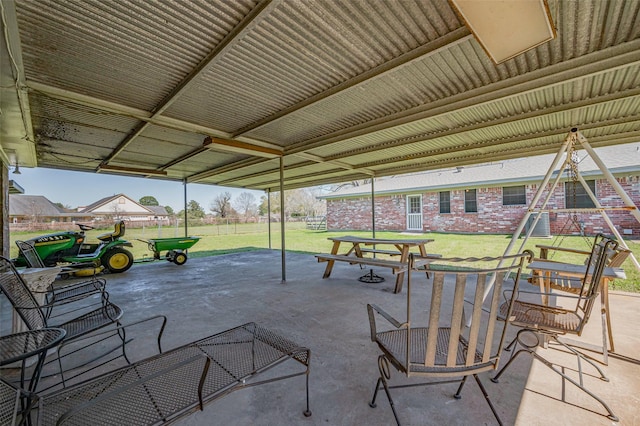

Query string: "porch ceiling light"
[[450, 0, 556, 64]]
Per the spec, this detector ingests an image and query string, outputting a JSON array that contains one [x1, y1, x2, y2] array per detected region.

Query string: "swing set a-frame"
[[504, 128, 639, 270]]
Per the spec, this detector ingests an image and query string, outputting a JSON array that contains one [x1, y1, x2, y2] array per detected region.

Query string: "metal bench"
[[16, 322, 311, 425]]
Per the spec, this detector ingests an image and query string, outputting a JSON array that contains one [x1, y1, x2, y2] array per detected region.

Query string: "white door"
[[406, 195, 422, 231]]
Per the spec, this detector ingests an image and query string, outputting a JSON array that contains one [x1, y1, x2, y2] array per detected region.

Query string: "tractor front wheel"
[[102, 248, 134, 273]]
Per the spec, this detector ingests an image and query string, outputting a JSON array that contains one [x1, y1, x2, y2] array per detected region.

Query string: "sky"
[[11, 167, 264, 211]]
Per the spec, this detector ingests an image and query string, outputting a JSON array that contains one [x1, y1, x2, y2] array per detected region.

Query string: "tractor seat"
[[97, 221, 126, 242]]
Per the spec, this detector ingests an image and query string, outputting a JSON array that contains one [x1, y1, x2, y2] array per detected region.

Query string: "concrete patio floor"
[[3, 249, 640, 425]]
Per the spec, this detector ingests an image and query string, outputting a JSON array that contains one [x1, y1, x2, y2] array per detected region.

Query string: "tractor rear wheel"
[[102, 248, 134, 273]]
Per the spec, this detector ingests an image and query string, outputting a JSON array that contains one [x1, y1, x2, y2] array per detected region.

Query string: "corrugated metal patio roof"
[[1, 0, 639, 191]]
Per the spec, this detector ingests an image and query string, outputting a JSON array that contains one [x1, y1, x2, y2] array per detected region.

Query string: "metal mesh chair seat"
[[48, 279, 106, 301], [0, 330, 66, 365], [52, 303, 123, 340], [500, 300, 584, 334], [375, 328, 490, 375]]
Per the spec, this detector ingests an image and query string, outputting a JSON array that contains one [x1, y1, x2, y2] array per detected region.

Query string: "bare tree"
[[233, 192, 258, 223], [259, 188, 326, 220], [210, 192, 233, 218]]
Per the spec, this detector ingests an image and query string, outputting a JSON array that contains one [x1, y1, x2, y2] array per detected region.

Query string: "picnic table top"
[[328, 235, 434, 245]]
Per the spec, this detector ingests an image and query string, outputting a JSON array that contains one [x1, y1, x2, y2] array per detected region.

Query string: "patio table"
[[0, 328, 66, 393]]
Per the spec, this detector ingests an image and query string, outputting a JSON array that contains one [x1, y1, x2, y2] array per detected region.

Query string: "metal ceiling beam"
[[214, 165, 351, 187], [367, 118, 640, 174], [187, 150, 375, 185], [186, 157, 272, 183], [203, 136, 281, 158], [260, 171, 374, 192], [201, 114, 640, 191], [286, 39, 640, 153], [98, 164, 168, 177], [190, 90, 639, 187], [231, 27, 472, 138], [199, 42, 640, 186], [98, 0, 276, 170], [322, 89, 640, 163], [158, 146, 209, 171], [357, 113, 640, 170], [293, 152, 373, 174]]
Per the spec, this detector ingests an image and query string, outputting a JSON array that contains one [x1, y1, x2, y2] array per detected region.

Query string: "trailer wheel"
[[173, 252, 188, 265], [102, 248, 134, 273]]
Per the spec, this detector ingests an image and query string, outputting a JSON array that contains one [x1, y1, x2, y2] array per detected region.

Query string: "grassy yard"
[[9, 222, 640, 292]]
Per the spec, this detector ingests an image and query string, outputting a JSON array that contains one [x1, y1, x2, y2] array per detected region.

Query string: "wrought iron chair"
[[491, 236, 619, 422], [15, 240, 108, 319], [530, 235, 630, 358], [1, 378, 34, 426], [367, 251, 532, 425], [0, 256, 123, 389]]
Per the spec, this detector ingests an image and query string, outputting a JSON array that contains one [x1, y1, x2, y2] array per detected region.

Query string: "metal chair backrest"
[[405, 252, 531, 374], [16, 240, 46, 268], [576, 236, 618, 321], [0, 257, 48, 330]]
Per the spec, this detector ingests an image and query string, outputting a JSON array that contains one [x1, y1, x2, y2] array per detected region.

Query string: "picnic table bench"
[[10, 322, 311, 425], [315, 236, 437, 293]]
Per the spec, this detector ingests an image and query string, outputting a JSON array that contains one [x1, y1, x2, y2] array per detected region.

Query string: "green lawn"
[[9, 222, 640, 292]]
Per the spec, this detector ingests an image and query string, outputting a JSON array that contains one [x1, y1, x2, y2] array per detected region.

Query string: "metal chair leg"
[[370, 355, 402, 425], [473, 374, 503, 426], [453, 376, 467, 399], [491, 332, 618, 422]]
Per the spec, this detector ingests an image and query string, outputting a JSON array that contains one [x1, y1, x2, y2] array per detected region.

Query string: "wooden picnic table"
[[315, 235, 435, 293]]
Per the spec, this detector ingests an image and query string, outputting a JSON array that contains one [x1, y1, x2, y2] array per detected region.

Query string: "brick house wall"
[[326, 176, 640, 236]]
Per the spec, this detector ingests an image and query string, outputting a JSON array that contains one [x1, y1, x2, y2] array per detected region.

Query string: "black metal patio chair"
[[367, 251, 532, 425], [0, 257, 123, 389], [1, 377, 34, 426]]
